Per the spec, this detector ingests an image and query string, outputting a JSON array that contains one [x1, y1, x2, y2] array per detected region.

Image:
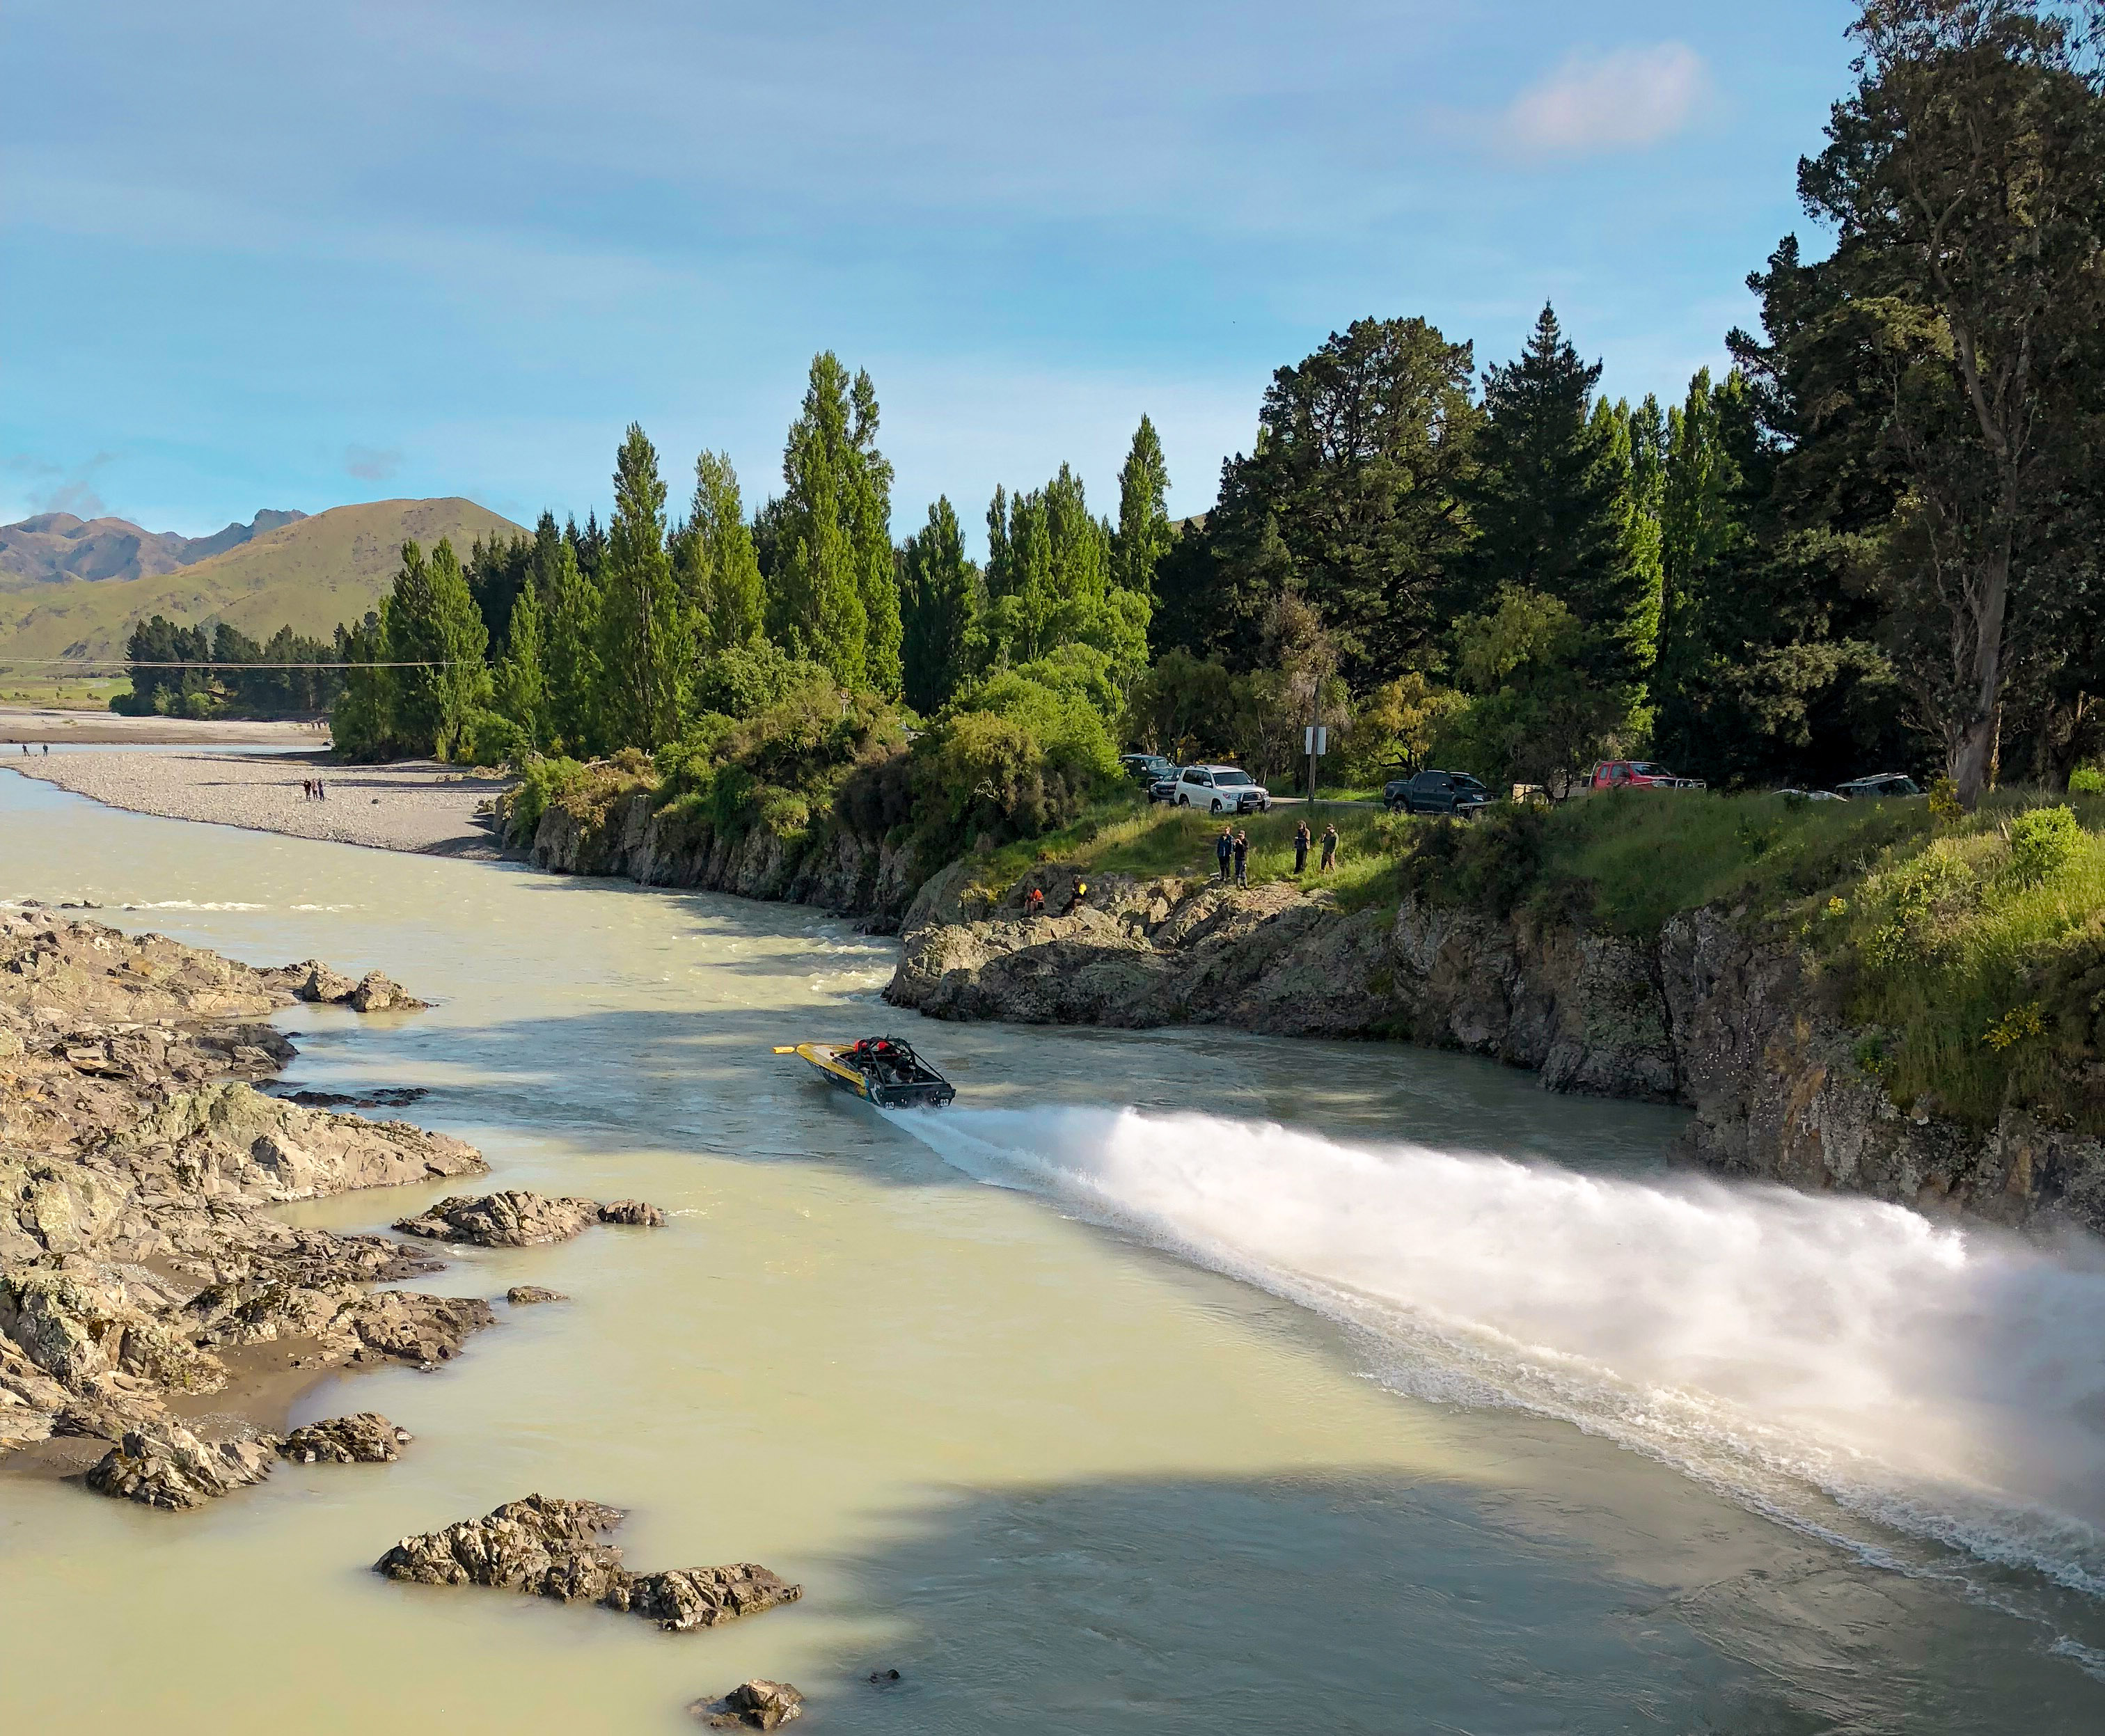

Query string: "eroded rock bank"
[[0, 906, 488, 1479], [883, 864, 2105, 1236], [523, 789, 920, 929]]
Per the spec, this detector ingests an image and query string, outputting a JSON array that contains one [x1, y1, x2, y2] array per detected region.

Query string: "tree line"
[[325, 1, 2104, 820], [117, 616, 345, 718]]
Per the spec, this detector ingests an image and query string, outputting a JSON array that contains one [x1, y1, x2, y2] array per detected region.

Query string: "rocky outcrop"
[[281, 1412, 412, 1463], [695, 1680, 805, 1730], [506, 1286, 568, 1306], [885, 871, 2105, 1236], [375, 1494, 803, 1633], [261, 961, 427, 1012], [86, 1421, 278, 1509], [0, 908, 491, 1472], [394, 1190, 667, 1247], [526, 786, 924, 931]]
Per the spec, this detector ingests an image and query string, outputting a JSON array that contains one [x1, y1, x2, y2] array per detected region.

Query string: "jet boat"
[[772, 1036, 958, 1108]]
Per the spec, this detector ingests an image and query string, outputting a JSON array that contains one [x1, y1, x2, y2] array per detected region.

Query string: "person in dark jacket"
[[1293, 820, 1310, 876], [1215, 826, 1233, 884], [1059, 877, 1089, 917], [1320, 823, 1339, 870], [1231, 829, 1249, 887]]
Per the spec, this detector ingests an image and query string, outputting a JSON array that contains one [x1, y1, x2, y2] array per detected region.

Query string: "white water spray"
[[901, 1105, 2105, 1603]]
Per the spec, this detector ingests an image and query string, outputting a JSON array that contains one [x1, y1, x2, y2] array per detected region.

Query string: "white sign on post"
[[1304, 725, 1327, 755]]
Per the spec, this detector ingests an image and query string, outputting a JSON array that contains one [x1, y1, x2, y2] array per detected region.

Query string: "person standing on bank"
[[1320, 823, 1339, 871], [1293, 820, 1311, 876], [1215, 825, 1233, 885], [1232, 828, 1249, 887]]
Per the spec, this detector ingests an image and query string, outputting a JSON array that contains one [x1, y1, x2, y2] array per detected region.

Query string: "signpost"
[[1304, 723, 1327, 810]]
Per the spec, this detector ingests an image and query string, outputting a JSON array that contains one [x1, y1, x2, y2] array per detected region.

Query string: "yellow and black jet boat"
[[773, 1036, 958, 1109]]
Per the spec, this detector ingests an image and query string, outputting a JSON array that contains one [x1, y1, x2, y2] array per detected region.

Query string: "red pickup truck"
[[1588, 760, 1706, 791]]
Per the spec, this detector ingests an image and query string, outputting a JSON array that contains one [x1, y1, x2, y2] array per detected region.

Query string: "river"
[[3, 763, 2104, 1733]]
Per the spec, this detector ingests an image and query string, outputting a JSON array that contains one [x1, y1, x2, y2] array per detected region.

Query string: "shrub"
[[1863, 844, 1979, 970], [455, 707, 528, 769], [503, 755, 584, 843], [2006, 805, 2083, 888], [2071, 765, 2105, 796], [691, 640, 831, 720]]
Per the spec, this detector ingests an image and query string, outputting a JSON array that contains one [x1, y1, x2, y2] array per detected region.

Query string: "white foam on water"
[[897, 1105, 2105, 1652], [120, 900, 268, 912]]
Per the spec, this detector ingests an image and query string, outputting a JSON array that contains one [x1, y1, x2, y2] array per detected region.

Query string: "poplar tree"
[[773, 352, 901, 694], [683, 450, 766, 650], [542, 537, 603, 756], [384, 537, 491, 759], [597, 423, 686, 750], [899, 495, 981, 713], [1112, 413, 1174, 597], [494, 578, 551, 749]]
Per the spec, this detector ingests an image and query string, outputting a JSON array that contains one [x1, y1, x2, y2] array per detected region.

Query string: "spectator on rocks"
[[1293, 820, 1311, 876], [1059, 877, 1089, 917], [1232, 829, 1249, 887], [1320, 823, 1339, 871], [1023, 885, 1045, 919], [1215, 826, 1233, 885]]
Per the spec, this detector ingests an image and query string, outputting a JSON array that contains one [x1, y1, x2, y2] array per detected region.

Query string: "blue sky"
[[3, 1, 1856, 546]]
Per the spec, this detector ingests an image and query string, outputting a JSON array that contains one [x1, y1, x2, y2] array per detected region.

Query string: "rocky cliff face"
[[528, 793, 920, 930], [885, 868, 2105, 1237]]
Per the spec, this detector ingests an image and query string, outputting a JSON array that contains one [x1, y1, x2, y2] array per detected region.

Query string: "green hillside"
[[0, 497, 523, 669]]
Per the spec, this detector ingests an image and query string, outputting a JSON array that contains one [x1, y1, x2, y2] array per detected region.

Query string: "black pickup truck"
[[1385, 769, 1495, 817]]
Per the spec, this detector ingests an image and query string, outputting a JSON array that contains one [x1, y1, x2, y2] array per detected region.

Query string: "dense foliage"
[[115, 616, 344, 717]]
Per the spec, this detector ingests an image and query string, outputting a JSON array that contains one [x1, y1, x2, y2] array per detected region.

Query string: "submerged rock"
[[694, 1680, 805, 1730], [281, 1412, 411, 1464], [505, 1286, 568, 1306], [394, 1190, 666, 1247], [598, 1199, 666, 1227], [374, 1494, 802, 1632], [86, 1422, 278, 1510]]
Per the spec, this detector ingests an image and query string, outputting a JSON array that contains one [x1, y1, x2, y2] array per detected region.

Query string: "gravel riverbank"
[[5, 751, 510, 856]]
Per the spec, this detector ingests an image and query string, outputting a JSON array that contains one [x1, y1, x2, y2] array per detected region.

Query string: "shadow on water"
[[781, 1467, 2105, 1736]]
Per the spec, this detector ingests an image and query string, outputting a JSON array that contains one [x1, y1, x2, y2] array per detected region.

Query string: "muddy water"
[[3, 765, 2103, 1733]]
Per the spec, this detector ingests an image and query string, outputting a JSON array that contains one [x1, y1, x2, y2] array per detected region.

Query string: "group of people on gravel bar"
[[1217, 819, 1338, 886]]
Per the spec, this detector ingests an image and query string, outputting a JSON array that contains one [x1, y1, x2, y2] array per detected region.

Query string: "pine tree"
[[1112, 413, 1174, 597], [899, 495, 981, 714], [1466, 303, 1647, 681], [683, 450, 765, 649], [597, 424, 686, 750]]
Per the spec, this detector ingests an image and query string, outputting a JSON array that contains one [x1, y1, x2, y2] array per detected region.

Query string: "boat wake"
[[897, 1105, 2105, 1664]]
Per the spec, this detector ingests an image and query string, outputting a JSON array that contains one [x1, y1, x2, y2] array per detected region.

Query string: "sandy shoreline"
[[5, 750, 512, 856], [0, 707, 331, 747]]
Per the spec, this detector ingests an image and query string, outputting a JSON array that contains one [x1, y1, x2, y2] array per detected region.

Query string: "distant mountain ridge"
[[0, 508, 308, 591], [0, 497, 523, 668]]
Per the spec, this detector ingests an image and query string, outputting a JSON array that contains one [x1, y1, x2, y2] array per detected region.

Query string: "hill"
[[0, 508, 307, 590], [0, 498, 523, 668]]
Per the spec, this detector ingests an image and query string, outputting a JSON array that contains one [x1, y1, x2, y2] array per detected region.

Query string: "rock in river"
[[374, 1494, 802, 1632], [693, 1680, 805, 1730], [281, 1412, 412, 1464], [506, 1286, 569, 1306], [86, 1421, 278, 1510], [394, 1190, 667, 1247]]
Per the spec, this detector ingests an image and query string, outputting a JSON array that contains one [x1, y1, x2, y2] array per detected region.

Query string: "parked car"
[[1836, 773, 1923, 800], [1589, 760, 1706, 791], [1385, 769, 1494, 817], [1778, 787, 1846, 802], [1146, 770, 1182, 805], [1174, 764, 1271, 814], [1121, 752, 1174, 786]]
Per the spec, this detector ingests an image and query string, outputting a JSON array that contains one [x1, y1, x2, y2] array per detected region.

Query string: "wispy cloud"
[[345, 443, 404, 482], [1503, 44, 1710, 157], [5, 450, 117, 519]]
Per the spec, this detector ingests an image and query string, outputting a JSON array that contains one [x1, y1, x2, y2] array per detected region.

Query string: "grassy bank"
[[979, 787, 2105, 1135]]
